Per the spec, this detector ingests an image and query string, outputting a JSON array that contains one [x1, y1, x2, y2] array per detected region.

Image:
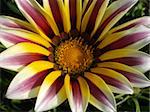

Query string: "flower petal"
[[98, 25, 150, 51], [0, 42, 50, 71], [35, 71, 66, 112], [109, 16, 150, 33], [99, 49, 150, 73], [82, 0, 109, 35], [93, 0, 138, 41], [84, 72, 116, 112], [97, 62, 150, 88], [15, 0, 59, 41], [90, 67, 133, 94], [64, 0, 82, 31], [0, 16, 36, 32], [65, 74, 90, 112], [43, 0, 64, 32], [81, 0, 97, 33], [6, 60, 54, 99], [0, 29, 51, 48]]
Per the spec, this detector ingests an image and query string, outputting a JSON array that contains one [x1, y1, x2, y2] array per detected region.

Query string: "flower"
[[0, 0, 150, 111]]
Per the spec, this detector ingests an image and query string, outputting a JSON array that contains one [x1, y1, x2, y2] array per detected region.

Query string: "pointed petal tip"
[[34, 102, 46, 112], [128, 88, 134, 95], [124, 85, 134, 95], [5, 91, 28, 100], [5, 93, 12, 99], [5, 89, 15, 99], [34, 103, 51, 112], [107, 103, 116, 112], [34, 105, 41, 112], [5, 92, 19, 100], [123, 86, 134, 95], [111, 107, 117, 112]]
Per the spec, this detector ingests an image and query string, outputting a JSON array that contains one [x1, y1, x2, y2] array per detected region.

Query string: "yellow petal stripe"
[[81, 0, 97, 33], [65, 75, 74, 111], [91, 0, 109, 37], [76, 0, 82, 31], [0, 16, 36, 32], [0, 42, 50, 58], [77, 76, 90, 112], [64, 0, 71, 33], [99, 49, 148, 61], [0, 29, 51, 48]]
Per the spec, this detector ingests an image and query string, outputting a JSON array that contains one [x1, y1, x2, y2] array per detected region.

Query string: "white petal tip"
[[34, 103, 46, 112], [127, 89, 134, 94], [5, 94, 11, 99], [106, 106, 116, 112], [34, 106, 45, 112], [5, 92, 17, 99]]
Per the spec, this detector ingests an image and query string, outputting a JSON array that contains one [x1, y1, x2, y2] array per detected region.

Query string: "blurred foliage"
[[0, 0, 150, 112]]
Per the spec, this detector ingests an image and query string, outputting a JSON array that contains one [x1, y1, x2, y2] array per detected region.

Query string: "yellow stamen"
[[55, 38, 93, 74]]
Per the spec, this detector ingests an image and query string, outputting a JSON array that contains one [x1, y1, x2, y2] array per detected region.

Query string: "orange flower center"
[[55, 38, 93, 74]]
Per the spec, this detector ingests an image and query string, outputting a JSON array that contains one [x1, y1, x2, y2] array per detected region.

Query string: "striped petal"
[[6, 61, 54, 99], [64, 0, 82, 32], [0, 42, 50, 71], [81, 0, 97, 33], [0, 29, 51, 48], [15, 0, 59, 41], [98, 25, 150, 51], [0, 16, 36, 32], [97, 62, 150, 88], [99, 49, 150, 73], [93, 0, 138, 41], [65, 75, 90, 112], [43, 0, 64, 32], [84, 72, 116, 112], [109, 16, 150, 33], [81, 0, 109, 35], [90, 67, 133, 94], [35, 71, 66, 112]]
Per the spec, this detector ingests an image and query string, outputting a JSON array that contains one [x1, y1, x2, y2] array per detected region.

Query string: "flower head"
[[0, 0, 150, 112]]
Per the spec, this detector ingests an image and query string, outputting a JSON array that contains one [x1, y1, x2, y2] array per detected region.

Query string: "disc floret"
[[55, 38, 93, 74]]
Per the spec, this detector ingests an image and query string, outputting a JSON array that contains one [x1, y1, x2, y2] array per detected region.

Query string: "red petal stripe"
[[18, 0, 55, 37], [82, 0, 93, 17], [101, 32, 150, 52], [90, 72, 127, 91], [71, 79, 82, 106], [0, 53, 47, 66], [69, 0, 77, 29], [85, 0, 104, 34], [86, 78, 111, 106], [48, 0, 64, 32], [105, 57, 144, 66]]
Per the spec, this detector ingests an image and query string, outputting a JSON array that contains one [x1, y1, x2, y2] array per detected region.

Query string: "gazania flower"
[[0, 0, 150, 111]]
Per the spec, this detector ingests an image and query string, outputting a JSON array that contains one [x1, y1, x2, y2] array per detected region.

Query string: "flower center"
[[55, 38, 93, 74]]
